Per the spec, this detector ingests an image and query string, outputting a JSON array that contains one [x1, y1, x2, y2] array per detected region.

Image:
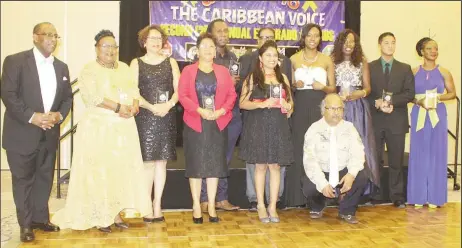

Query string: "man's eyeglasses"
[[325, 107, 344, 112], [146, 36, 163, 41], [259, 36, 275, 41], [98, 44, 119, 50], [35, 33, 61, 40]]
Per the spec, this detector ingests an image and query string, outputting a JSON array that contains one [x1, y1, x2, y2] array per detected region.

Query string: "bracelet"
[[169, 101, 175, 107], [286, 103, 293, 111], [361, 89, 367, 98], [114, 103, 121, 113]]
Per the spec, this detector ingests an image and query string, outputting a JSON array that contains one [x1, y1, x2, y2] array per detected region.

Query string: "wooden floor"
[[18, 203, 461, 248]]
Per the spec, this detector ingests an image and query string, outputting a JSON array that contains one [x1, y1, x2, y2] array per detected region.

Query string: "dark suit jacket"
[[1, 49, 73, 155], [238, 50, 292, 84], [367, 58, 415, 134]]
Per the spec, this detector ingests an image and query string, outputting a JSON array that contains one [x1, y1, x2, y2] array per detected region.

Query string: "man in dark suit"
[[1, 22, 73, 242], [238, 27, 292, 211], [367, 32, 415, 208]]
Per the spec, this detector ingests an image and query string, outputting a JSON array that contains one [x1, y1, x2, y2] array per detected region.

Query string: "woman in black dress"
[[239, 40, 294, 223], [130, 25, 180, 222], [285, 24, 336, 208], [178, 33, 237, 224]]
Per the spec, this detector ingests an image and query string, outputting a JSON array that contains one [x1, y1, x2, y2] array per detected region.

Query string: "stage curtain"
[[119, 0, 150, 64]]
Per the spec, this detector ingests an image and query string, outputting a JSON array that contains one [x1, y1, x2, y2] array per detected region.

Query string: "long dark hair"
[[331, 29, 364, 67], [243, 40, 291, 101]]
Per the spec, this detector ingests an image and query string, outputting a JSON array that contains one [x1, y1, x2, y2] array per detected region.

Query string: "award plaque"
[[270, 84, 282, 99], [229, 60, 240, 76], [339, 85, 351, 98], [382, 90, 393, 106], [202, 95, 215, 111], [156, 91, 169, 104], [425, 88, 438, 109]]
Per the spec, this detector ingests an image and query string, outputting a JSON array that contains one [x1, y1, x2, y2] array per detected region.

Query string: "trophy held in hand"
[[229, 60, 240, 76], [156, 90, 169, 104], [202, 95, 215, 111], [382, 90, 393, 107]]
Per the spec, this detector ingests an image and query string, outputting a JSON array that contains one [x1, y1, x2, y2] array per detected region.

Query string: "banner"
[[150, 1, 344, 61]]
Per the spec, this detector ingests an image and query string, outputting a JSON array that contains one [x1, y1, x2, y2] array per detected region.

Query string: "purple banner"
[[150, 1, 344, 61]]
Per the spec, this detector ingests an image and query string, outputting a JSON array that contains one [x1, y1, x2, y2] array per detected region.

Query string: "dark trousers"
[[200, 114, 242, 203], [375, 128, 406, 202], [7, 138, 56, 227], [302, 168, 367, 215]]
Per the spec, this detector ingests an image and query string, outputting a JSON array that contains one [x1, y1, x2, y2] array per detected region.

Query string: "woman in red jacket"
[[178, 32, 237, 224]]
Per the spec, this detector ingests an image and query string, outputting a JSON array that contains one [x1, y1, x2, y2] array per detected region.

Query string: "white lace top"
[[334, 61, 363, 87]]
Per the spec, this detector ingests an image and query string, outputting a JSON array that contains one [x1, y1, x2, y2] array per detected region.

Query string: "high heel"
[[143, 216, 165, 223], [209, 215, 220, 223], [96, 226, 112, 233], [257, 206, 270, 223], [114, 222, 129, 229], [192, 217, 203, 224], [267, 210, 280, 223]]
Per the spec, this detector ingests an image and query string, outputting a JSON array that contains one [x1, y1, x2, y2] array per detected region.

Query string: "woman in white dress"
[[51, 30, 151, 232]]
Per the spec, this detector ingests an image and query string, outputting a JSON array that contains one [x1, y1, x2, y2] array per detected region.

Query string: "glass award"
[[382, 90, 393, 106], [270, 84, 282, 99], [425, 88, 438, 109], [156, 91, 169, 104], [339, 85, 351, 98], [228, 60, 240, 76], [202, 95, 215, 111]]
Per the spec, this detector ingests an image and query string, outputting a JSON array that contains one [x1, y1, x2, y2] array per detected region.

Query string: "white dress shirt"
[[29, 47, 57, 123], [303, 118, 365, 193]]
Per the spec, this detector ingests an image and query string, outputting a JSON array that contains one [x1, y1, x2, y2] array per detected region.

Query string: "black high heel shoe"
[[209, 216, 219, 223], [143, 216, 165, 223], [192, 216, 203, 224], [97, 226, 112, 233]]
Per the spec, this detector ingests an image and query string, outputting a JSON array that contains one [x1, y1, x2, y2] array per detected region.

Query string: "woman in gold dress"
[[51, 30, 151, 232]]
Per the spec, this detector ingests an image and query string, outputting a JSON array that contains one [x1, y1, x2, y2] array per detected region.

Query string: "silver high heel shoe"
[[267, 210, 280, 223], [257, 206, 270, 223]]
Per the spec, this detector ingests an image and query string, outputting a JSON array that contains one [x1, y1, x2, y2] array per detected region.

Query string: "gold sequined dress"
[[51, 61, 151, 230]]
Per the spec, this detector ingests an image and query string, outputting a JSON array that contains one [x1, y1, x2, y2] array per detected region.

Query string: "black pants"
[[375, 128, 406, 202], [302, 168, 367, 215], [7, 138, 56, 227]]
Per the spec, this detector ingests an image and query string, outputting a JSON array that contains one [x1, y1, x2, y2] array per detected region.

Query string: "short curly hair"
[[94, 29, 115, 46], [415, 37, 434, 57], [137, 24, 168, 48]]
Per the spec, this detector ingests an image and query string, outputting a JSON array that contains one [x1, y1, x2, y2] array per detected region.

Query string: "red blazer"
[[178, 62, 237, 132]]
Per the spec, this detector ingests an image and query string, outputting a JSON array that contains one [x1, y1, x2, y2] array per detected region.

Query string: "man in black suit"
[[367, 32, 415, 208], [1, 22, 73, 242], [238, 27, 292, 211]]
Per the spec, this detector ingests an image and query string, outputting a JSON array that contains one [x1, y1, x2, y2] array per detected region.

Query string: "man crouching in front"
[[302, 93, 367, 224]]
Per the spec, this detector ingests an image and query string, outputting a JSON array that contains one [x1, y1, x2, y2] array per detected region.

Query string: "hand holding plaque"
[[228, 60, 240, 76], [201, 95, 215, 111]]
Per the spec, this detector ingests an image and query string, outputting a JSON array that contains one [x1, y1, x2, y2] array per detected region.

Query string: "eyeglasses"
[[36, 33, 61, 39], [146, 36, 163, 41], [98, 44, 119, 49], [199, 45, 216, 50], [259, 36, 275, 41], [325, 107, 344, 112]]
